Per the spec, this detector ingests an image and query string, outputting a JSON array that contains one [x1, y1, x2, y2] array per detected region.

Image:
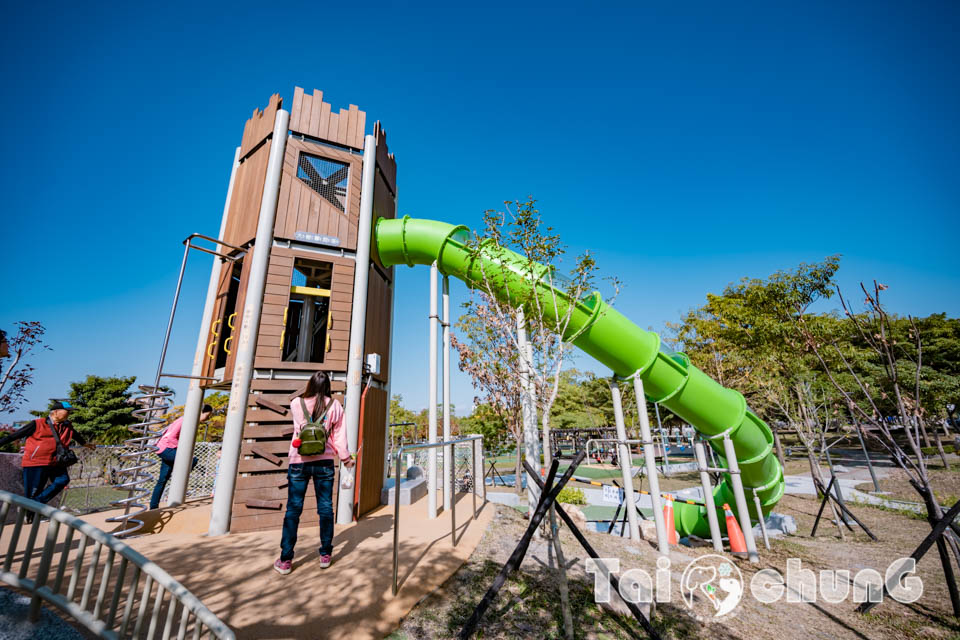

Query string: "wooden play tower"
[[192, 88, 396, 534]]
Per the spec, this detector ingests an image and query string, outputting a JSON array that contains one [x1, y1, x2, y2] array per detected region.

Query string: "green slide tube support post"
[[375, 217, 784, 538]]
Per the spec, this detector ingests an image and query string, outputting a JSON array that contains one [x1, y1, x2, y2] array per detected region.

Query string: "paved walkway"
[[0, 587, 89, 640]]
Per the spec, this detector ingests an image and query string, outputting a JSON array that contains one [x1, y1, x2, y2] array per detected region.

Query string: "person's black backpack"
[[50, 423, 78, 468], [297, 398, 332, 456]]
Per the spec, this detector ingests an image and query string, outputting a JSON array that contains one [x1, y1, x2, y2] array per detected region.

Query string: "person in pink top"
[[150, 404, 212, 510], [274, 371, 355, 575]]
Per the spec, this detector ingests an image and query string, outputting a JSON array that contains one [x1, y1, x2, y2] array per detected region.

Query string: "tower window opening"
[[282, 259, 333, 362]]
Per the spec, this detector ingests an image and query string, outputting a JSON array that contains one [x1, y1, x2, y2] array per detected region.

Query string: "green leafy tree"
[[160, 391, 230, 442], [35, 375, 139, 445], [459, 403, 510, 455]]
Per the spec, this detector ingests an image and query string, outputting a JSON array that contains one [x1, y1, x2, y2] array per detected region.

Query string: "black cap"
[[50, 401, 76, 412]]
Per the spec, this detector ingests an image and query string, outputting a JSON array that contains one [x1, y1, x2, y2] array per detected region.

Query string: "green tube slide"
[[374, 216, 784, 538]]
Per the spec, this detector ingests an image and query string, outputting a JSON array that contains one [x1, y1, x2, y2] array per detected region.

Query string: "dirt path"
[[392, 493, 960, 639]]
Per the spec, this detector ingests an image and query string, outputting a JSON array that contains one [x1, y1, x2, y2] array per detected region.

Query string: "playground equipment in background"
[[550, 427, 618, 460], [373, 216, 785, 543], [107, 385, 174, 537]]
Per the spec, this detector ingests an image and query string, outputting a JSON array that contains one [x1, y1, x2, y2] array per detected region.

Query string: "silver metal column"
[[655, 403, 670, 475], [167, 146, 241, 507], [208, 109, 290, 536], [382, 273, 397, 487], [609, 378, 640, 542], [694, 441, 723, 552], [442, 276, 452, 512], [722, 434, 759, 562], [428, 264, 439, 519], [336, 133, 377, 525], [634, 377, 669, 556], [752, 489, 771, 550]]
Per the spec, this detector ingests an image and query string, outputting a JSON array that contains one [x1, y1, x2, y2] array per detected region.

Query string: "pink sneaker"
[[319, 553, 332, 568], [273, 558, 292, 575]]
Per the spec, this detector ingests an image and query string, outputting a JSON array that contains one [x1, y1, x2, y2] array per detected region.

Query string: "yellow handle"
[[207, 319, 221, 359], [224, 313, 237, 355], [279, 307, 288, 353]]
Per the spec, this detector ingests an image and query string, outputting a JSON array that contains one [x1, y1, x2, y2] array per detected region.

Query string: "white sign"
[[602, 484, 621, 504], [295, 231, 341, 247]]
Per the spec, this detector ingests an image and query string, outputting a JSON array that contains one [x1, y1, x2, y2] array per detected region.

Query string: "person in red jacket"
[[0, 401, 94, 509]]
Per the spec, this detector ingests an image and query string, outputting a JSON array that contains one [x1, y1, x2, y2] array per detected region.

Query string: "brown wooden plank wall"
[[222, 142, 271, 249], [221, 245, 255, 382], [230, 378, 348, 533], [239, 94, 282, 158], [221, 94, 283, 249], [289, 87, 365, 151], [363, 270, 392, 385], [357, 387, 387, 516], [253, 247, 354, 371], [200, 261, 236, 382], [273, 137, 362, 250], [373, 121, 397, 195]]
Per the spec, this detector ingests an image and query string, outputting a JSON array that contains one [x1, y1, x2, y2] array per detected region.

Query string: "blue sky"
[[2, 1, 958, 420]]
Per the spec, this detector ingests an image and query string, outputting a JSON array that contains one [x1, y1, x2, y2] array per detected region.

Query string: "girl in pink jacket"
[[275, 371, 355, 575]]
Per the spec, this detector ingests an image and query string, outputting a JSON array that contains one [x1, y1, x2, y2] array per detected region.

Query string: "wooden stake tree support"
[[458, 452, 662, 640], [793, 281, 960, 617]]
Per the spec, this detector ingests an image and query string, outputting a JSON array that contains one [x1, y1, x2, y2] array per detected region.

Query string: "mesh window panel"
[[297, 153, 349, 212]]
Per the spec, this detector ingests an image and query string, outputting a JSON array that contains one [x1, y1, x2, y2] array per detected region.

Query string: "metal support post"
[[609, 378, 640, 543], [722, 434, 759, 562], [654, 403, 670, 475], [337, 134, 377, 524], [752, 489, 770, 550], [442, 276, 452, 511], [168, 146, 240, 507], [694, 441, 723, 552], [450, 440, 456, 544], [471, 439, 477, 517], [634, 378, 669, 555], [209, 109, 290, 536], [428, 264, 439, 519]]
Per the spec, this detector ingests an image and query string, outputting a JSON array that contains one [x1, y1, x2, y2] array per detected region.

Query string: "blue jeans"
[[150, 448, 197, 510], [280, 460, 335, 561], [22, 465, 70, 504]]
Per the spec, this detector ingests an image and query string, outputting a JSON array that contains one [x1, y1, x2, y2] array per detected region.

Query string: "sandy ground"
[[394, 455, 960, 640], [2, 491, 492, 640]]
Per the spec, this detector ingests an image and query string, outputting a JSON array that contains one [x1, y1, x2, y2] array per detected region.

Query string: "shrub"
[[557, 487, 586, 505]]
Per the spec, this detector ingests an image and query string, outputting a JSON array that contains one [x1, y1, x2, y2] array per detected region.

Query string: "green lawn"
[[59, 486, 129, 514]]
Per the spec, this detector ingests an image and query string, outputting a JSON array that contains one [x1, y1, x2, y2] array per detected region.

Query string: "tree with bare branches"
[[0, 322, 50, 416], [795, 282, 960, 615]]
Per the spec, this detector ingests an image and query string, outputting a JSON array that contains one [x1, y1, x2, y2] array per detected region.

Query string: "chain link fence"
[[392, 444, 475, 493], [59, 442, 222, 515]]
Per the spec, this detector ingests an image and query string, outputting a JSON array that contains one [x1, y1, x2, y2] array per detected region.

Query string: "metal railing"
[[392, 435, 484, 595], [1, 490, 234, 639]]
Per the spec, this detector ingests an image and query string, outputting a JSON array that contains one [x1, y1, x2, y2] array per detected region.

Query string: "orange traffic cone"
[[663, 495, 678, 545], [723, 503, 747, 555]]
